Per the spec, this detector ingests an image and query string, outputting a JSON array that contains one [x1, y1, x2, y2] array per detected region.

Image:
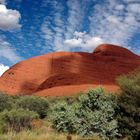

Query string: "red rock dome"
[[93, 44, 137, 58], [0, 44, 140, 96]]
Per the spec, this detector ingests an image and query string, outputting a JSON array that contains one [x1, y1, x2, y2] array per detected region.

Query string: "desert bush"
[[52, 101, 78, 133], [0, 93, 14, 112], [16, 96, 49, 118], [117, 69, 140, 139], [52, 88, 120, 139], [0, 108, 38, 133], [75, 88, 119, 138]]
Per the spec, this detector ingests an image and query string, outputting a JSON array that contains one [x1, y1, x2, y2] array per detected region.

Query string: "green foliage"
[[75, 88, 119, 138], [117, 69, 140, 139], [0, 93, 14, 112], [0, 94, 49, 133], [0, 108, 38, 133], [1, 68, 140, 140], [51, 98, 79, 133], [16, 96, 49, 118], [52, 88, 120, 139], [0, 93, 49, 119]]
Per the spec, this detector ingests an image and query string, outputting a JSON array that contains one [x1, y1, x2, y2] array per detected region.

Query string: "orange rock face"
[[0, 44, 140, 96]]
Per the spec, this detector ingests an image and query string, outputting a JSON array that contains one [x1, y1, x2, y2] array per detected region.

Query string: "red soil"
[[0, 44, 140, 96]]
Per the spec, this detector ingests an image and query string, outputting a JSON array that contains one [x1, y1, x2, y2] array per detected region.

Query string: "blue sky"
[[0, 0, 140, 75]]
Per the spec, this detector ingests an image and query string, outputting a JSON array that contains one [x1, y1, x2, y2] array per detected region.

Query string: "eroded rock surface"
[[0, 44, 140, 96]]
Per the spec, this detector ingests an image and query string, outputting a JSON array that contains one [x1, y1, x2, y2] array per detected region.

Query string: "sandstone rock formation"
[[0, 44, 140, 96]]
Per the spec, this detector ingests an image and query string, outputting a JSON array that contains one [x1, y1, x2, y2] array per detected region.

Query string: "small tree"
[[16, 96, 49, 118], [75, 88, 119, 138], [52, 88, 120, 139], [52, 101, 78, 133], [117, 69, 140, 139]]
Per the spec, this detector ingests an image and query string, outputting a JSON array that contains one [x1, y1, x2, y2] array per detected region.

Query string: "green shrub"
[[0, 108, 38, 133], [117, 69, 140, 139], [0, 93, 14, 112], [52, 88, 120, 139], [76, 88, 119, 138], [16, 96, 49, 118], [52, 101, 78, 134]]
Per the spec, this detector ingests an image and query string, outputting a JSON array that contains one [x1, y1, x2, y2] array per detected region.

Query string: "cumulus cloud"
[[64, 38, 82, 47], [64, 31, 103, 51], [0, 4, 21, 30], [0, 64, 9, 76]]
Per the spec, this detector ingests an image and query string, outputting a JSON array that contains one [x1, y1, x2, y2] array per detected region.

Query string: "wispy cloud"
[[41, 0, 66, 51], [65, 0, 83, 39], [89, 0, 140, 49], [0, 37, 22, 63], [41, 0, 140, 52], [41, 19, 54, 52], [52, 1, 65, 51], [41, 0, 85, 52]]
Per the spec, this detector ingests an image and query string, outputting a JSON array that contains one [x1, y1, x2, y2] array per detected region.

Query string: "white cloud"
[[0, 4, 21, 30], [41, 0, 140, 53], [41, 0, 90, 52], [64, 31, 103, 51], [127, 3, 140, 13], [74, 31, 86, 38], [65, 0, 82, 39], [41, 1, 66, 52], [0, 37, 22, 63], [115, 4, 124, 10], [85, 37, 103, 48], [107, 16, 120, 24], [89, 0, 140, 49], [64, 38, 82, 47], [0, 64, 9, 76], [41, 20, 54, 49]]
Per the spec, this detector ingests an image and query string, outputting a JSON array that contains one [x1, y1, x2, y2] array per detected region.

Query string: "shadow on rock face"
[[0, 44, 140, 96]]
